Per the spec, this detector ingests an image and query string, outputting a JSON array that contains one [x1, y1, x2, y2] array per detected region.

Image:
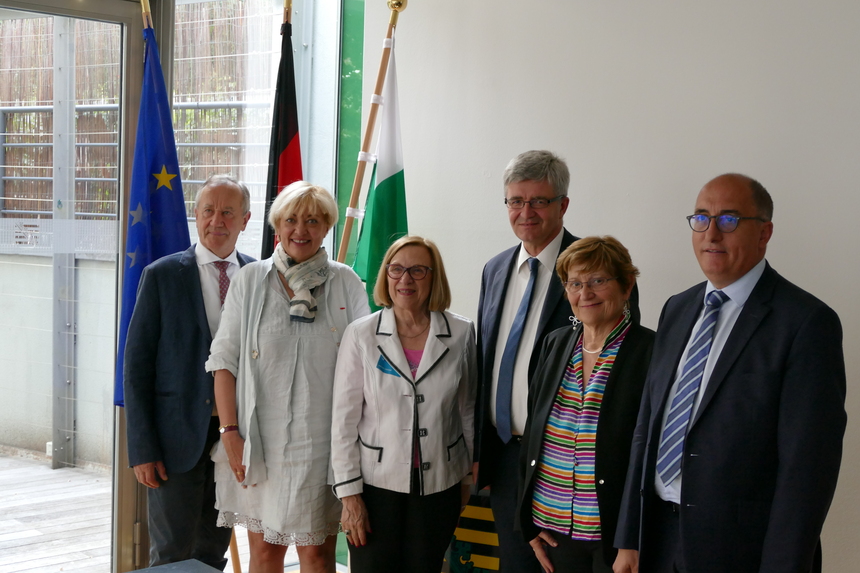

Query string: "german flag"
[[262, 20, 302, 259], [443, 492, 500, 572]]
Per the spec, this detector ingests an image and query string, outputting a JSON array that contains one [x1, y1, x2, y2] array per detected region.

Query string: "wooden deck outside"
[[0, 453, 321, 573]]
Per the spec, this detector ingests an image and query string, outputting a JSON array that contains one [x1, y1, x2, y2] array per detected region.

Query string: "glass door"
[[0, 0, 142, 571]]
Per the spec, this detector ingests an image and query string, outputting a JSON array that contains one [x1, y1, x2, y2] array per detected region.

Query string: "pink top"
[[403, 348, 424, 468]]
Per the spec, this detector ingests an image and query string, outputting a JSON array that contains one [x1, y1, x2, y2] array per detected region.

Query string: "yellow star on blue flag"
[[153, 165, 178, 190], [115, 27, 190, 406]]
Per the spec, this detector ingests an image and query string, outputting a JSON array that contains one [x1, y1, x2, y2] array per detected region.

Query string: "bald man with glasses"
[[614, 173, 846, 573]]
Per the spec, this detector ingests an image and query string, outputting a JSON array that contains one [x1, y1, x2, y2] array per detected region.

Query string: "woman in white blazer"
[[330, 236, 477, 573]]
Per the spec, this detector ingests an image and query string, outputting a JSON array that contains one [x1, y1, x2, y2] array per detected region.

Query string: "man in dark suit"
[[614, 174, 846, 573], [124, 175, 254, 569], [474, 150, 577, 572]]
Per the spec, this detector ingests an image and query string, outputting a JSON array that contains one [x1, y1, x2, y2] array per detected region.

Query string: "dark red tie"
[[213, 261, 230, 307]]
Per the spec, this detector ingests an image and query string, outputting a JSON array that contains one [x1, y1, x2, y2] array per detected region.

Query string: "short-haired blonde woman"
[[516, 236, 653, 573], [207, 181, 370, 573], [330, 236, 478, 573]]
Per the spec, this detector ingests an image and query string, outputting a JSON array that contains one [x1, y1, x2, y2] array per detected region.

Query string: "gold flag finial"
[[388, 0, 407, 26]]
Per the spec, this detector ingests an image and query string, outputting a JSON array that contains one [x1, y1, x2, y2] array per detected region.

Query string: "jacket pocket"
[[446, 433, 466, 461], [359, 437, 383, 463]]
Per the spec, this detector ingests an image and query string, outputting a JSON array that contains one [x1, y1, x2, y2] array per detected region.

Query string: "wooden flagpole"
[[336, 0, 407, 263], [284, 0, 292, 25], [140, 0, 153, 29]]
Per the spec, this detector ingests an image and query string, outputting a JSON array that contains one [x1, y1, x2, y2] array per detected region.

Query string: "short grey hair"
[[503, 150, 570, 197], [268, 181, 339, 230], [195, 174, 251, 214]]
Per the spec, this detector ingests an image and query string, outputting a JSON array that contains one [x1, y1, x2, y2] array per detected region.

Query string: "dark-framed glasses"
[[563, 277, 617, 293], [386, 264, 432, 280], [504, 195, 564, 210], [687, 213, 767, 233]]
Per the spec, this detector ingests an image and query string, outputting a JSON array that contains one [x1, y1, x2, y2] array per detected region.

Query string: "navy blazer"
[[474, 229, 640, 488], [517, 322, 654, 566], [124, 244, 254, 474], [616, 263, 846, 573]]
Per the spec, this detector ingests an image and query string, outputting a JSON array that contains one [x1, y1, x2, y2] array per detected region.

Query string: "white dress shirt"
[[195, 243, 241, 338], [656, 258, 767, 503], [490, 229, 565, 436]]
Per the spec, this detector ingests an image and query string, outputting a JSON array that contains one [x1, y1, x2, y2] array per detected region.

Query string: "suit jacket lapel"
[[692, 266, 776, 425], [654, 288, 705, 413], [415, 312, 451, 384], [535, 229, 574, 345], [484, 249, 518, 360], [180, 245, 211, 344], [376, 308, 415, 383]]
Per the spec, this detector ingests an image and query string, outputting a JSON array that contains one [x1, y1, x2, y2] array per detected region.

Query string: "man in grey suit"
[[124, 175, 254, 569], [614, 174, 846, 573]]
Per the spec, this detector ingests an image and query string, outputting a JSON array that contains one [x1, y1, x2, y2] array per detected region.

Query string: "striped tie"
[[656, 290, 729, 486]]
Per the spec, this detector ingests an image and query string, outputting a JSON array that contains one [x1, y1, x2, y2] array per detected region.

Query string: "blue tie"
[[496, 257, 540, 444], [656, 290, 729, 486]]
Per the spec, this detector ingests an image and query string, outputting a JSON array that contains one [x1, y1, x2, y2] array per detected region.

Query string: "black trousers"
[[640, 499, 683, 573], [543, 535, 613, 573], [489, 437, 542, 573], [147, 417, 232, 570], [348, 470, 461, 573]]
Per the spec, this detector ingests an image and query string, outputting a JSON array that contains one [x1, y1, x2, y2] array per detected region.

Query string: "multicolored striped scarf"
[[531, 313, 631, 540]]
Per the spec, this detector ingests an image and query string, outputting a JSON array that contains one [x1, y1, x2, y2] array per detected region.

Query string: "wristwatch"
[[219, 424, 239, 434]]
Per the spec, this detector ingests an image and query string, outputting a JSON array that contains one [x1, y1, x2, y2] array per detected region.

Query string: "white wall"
[[364, 0, 860, 569]]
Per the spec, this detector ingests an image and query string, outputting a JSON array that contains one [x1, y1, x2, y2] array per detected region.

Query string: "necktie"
[[213, 260, 230, 307], [496, 257, 540, 443], [657, 290, 729, 486]]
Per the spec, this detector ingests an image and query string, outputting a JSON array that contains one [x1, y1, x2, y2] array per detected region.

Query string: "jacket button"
[[422, 462, 431, 470], [418, 428, 428, 437], [416, 394, 425, 403], [252, 350, 259, 359], [331, 327, 336, 332], [598, 479, 605, 485], [205, 399, 211, 405], [530, 460, 536, 467]]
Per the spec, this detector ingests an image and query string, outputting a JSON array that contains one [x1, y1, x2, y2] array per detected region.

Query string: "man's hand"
[[529, 530, 558, 573], [460, 483, 472, 512], [133, 461, 167, 489], [613, 548, 639, 573]]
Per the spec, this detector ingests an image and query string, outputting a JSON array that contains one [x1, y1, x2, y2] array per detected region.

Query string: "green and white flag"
[[353, 34, 408, 308]]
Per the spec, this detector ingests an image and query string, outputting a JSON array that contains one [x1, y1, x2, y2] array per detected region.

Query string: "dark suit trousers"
[[147, 418, 232, 570], [489, 437, 541, 573], [640, 499, 683, 573]]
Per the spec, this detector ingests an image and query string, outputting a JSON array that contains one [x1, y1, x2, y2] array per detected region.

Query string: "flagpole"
[[284, 0, 292, 25], [336, 0, 407, 263], [140, 0, 153, 29]]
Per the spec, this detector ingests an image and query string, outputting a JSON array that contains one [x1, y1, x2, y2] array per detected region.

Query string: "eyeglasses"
[[386, 264, 432, 280], [504, 195, 564, 210], [687, 214, 767, 233], [563, 277, 618, 293]]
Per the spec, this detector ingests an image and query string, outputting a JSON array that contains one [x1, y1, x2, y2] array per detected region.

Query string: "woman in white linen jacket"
[[330, 236, 477, 573], [207, 182, 369, 573]]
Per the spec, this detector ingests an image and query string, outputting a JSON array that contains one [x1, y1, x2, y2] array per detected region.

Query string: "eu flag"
[[114, 27, 190, 406]]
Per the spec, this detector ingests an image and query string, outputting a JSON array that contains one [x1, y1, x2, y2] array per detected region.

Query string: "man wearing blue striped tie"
[[614, 174, 846, 573]]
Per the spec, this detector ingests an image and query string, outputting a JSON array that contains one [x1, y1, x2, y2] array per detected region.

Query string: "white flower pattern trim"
[[218, 511, 340, 547]]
